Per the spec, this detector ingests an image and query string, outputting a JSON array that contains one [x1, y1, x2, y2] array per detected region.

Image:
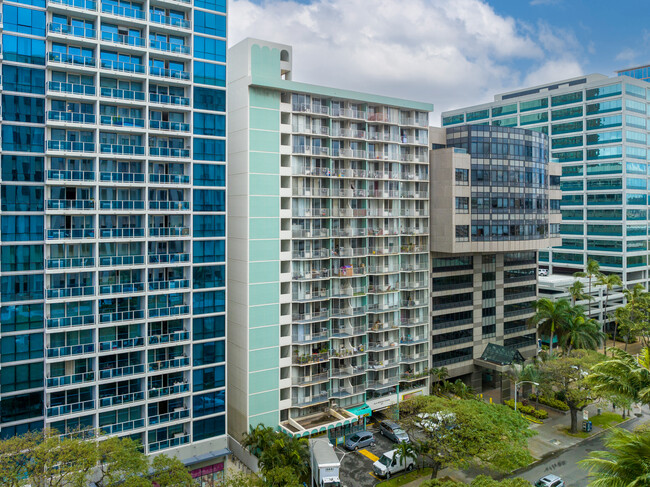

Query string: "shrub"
[[529, 394, 569, 412], [503, 400, 549, 420]]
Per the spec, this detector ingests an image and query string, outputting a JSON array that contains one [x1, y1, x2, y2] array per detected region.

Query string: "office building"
[[228, 39, 432, 441], [442, 74, 650, 288], [0, 0, 228, 477], [428, 125, 561, 393], [617, 64, 650, 82]]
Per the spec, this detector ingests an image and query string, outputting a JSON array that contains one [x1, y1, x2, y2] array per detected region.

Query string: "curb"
[[510, 415, 638, 477]]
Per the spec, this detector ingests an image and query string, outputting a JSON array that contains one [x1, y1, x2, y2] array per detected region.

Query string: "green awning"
[[346, 403, 372, 418]]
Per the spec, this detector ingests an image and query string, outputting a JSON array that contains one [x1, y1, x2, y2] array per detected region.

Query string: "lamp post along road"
[[514, 380, 539, 412]]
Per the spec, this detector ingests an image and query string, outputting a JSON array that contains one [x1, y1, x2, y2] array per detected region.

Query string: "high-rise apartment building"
[[0, 0, 228, 477], [442, 74, 650, 287], [428, 126, 561, 393], [228, 39, 432, 441]]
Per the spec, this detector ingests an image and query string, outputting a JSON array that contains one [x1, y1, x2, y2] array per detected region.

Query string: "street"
[[516, 414, 647, 486]]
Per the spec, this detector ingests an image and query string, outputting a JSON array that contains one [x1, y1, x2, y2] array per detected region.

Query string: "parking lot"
[[337, 423, 408, 487]]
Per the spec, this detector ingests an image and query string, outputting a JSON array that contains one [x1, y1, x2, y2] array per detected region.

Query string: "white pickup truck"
[[372, 449, 415, 479]]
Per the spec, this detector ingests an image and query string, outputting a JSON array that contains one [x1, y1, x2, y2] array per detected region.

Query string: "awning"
[[346, 403, 372, 418], [181, 449, 231, 467]]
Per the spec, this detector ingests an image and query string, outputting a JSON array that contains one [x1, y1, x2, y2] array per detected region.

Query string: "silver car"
[[378, 420, 409, 443], [344, 430, 375, 451], [535, 475, 565, 487]]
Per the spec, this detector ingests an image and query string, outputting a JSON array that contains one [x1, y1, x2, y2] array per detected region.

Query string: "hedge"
[[529, 394, 570, 412], [504, 399, 549, 420]]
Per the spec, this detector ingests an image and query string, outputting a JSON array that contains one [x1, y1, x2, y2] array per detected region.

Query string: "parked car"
[[535, 475, 565, 487], [538, 268, 549, 277], [344, 430, 375, 451], [372, 449, 414, 479], [378, 420, 409, 443]]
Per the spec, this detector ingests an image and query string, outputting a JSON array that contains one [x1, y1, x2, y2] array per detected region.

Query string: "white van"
[[372, 449, 415, 479]]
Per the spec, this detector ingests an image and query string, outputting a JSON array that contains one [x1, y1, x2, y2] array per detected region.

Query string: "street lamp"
[[514, 380, 539, 412]]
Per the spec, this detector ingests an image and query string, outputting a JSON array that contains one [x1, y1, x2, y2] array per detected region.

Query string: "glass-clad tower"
[[0, 0, 229, 474]]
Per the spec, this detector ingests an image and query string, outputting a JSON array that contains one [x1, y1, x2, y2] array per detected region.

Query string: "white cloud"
[[229, 0, 584, 123]]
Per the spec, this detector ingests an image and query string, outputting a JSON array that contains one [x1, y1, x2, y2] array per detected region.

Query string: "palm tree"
[[622, 284, 647, 351], [573, 258, 601, 318], [242, 424, 276, 457], [589, 347, 650, 406], [559, 306, 605, 354], [580, 427, 650, 485], [429, 366, 449, 395], [610, 306, 631, 354], [568, 280, 590, 306], [528, 298, 572, 357], [394, 441, 417, 474], [595, 273, 623, 353]]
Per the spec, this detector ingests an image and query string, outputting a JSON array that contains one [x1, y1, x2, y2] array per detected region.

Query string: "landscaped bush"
[[529, 394, 570, 412], [503, 399, 549, 420]]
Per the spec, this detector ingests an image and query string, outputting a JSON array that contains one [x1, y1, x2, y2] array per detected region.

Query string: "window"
[[193, 291, 225, 316], [1, 363, 43, 392], [1, 275, 44, 302], [193, 340, 225, 366], [193, 189, 225, 212], [193, 316, 225, 341], [1, 333, 43, 362], [2, 65, 45, 94], [193, 113, 225, 136], [194, 11, 226, 37], [194, 61, 226, 87], [194, 36, 226, 62], [1, 215, 44, 241], [2, 95, 45, 123], [1, 185, 44, 211], [586, 83, 622, 100], [3, 5, 46, 36], [454, 168, 469, 185], [1, 245, 43, 272], [193, 415, 225, 441], [194, 164, 225, 187], [194, 138, 225, 162], [1, 304, 43, 333], [0, 392, 43, 424], [194, 87, 225, 112], [193, 240, 225, 263], [2, 34, 46, 65], [194, 0, 226, 12], [193, 365, 225, 391], [2, 156, 44, 182], [193, 215, 225, 238], [193, 265, 225, 289], [2, 126, 45, 152], [193, 390, 225, 417], [455, 225, 469, 241]]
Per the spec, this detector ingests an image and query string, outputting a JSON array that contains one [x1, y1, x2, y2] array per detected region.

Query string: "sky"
[[228, 0, 650, 123]]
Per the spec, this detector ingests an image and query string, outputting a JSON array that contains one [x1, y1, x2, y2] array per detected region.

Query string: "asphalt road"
[[516, 414, 647, 486], [338, 426, 408, 487]]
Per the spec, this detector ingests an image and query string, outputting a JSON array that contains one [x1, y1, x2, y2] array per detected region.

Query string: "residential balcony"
[[48, 81, 96, 97], [292, 290, 330, 303], [149, 147, 190, 158], [46, 314, 94, 329], [367, 341, 398, 352], [292, 249, 330, 260], [330, 384, 365, 398], [292, 103, 330, 115], [147, 304, 190, 319], [101, 31, 146, 47], [149, 408, 190, 426], [292, 372, 329, 386], [47, 199, 94, 210], [337, 247, 367, 257], [99, 391, 145, 408], [148, 356, 190, 372], [330, 365, 366, 378], [47, 371, 95, 388], [47, 111, 96, 125], [100, 115, 145, 128], [292, 228, 330, 239], [291, 393, 329, 407], [368, 321, 400, 332], [99, 171, 145, 183], [293, 269, 330, 281], [99, 309, 145, 323], [47, 257, 95, 270], [330, 325, 366, 338], [99, 364, 145, 380], [148, 253, 190, 265], [149, 40, 190, 54], [102, 419, 145, 434], [149, 12, 191, 29], [149, 93, 190, 106], [47, 140, 95, 153], [400, 352, 429, 363], [99, 200, 145, 210], [99, 282, 144, 295], [99, 336, 145, 352], [98, 228, 145, 239], [99, 255, 145, 267], [367, 302, 400, 312], [100, 59, 146, 74], [148, 382, 189, 399], [148, 226, 190, 237], [99, 143, 145, 156], [367, 359, 399, 370], [101, 2, 145, 19], [47, 228, 94, 240], [149, 66, 190, 81], [331, 286, 366, 298], [47, 170, 95, 182], [331, 306, 367, 318], [47, 400, 94, 418], [47, 52, 95, 67], [48, 23, 96, 39], [100, 87, 146, 102], [292, 310, 330, 323], [148, 330, 190, 345], [49, 0, 97, 10], [400, 335, 428, 345], [149, 201, 190, 211], [149, 121, 190, 134], [292, 352, 329, 365], [148, 279, 190, 292], [46, 285, 94, 299], [149, 434, 189, 453], [366, 377, 399, 389]]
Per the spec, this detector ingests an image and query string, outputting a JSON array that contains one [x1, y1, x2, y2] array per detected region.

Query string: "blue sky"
[[229, 0, 649, 122]]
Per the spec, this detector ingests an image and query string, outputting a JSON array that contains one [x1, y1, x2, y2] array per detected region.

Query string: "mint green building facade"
[[228, 39, 433, 440]]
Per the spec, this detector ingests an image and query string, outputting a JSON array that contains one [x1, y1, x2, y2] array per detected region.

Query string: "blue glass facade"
[[0, 0, 228, 468]]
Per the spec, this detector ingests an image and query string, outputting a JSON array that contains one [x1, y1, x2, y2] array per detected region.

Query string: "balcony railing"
[[148, 304, 190, 318], [291, 331, 329, 344], [101, 31, 146, 47], [148, 279, 190, 291], [49, 0, 97, 10], [148, 382, 189, 399], [47, 141, 95, 153], [99, 391, 145, 408], [148, 330, 190, 344], [148, 356, 190, 372], [149, 66, 190, 80], [149, 147, 190, 158], [47, 199, 94, 210], [149, 226, 190, 237], [46, 313, 94, 329], [48, 52, 95, 67], [99, 200, 145, 211], [149, 173, 190, 184], [48, 81, 96, 96], [291, 393, 328, 407], [99, 171, 145, 183], [148, 253, 190, 264], [47, 228, 94, 240], [99, 309, 145, 323], [99, 227, 145, 239], [100, 87, 146, 101], [100, 115, 145, 128], [101, 2, 145, 19], [149, 434, 189, 453], [99, 336, 145, 351], [47, 170, 95, 182], [47, 400, 94, 418], [99, 255, 145, 267], [149, 93, 190, 106], [99, 144, 145, 156], [292, 373, 329, 386], [47, 111, 96, 124], [149, 408, 189, 426], [292, 352, 329, 365], [292, 310, 329, 322], [100, 60, 146, 74], [149, 201, 190, 211], [47, 371, 95, 388], [150, 40, 190, 54], [47, 343, 95, 358], [47, 285, 94, 299], [102, 419, 145, 434], [99, 363, 145, 380], [48, 23, 96, 38], [150, 13, 191, 28]]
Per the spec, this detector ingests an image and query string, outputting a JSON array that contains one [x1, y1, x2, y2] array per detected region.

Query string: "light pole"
[[514, 380, 539, 412]]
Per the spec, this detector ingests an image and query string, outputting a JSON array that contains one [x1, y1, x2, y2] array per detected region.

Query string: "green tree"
[[242, 424, 277, 457], [93, 436, 150, 487], [589, 346, 650, 406], [150, 455, 194, 487], [394, 441, 418, 471], [430, 366, 449, 394], [610, 306, 631, 355], [422, 474, 531, 486], [621, 284, 647, 351], [400, 396, 533, 479], [537, 350, 605, 433], [568, 279, 591, 306], [595, 273, 622, 353], [580, 427, 650, 486], [529, 297, 572, 356], [574, 258, 601, 318], [560, 306, 605, 354]]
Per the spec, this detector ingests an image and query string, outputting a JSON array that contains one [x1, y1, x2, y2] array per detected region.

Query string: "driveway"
[[338, 425, 411, 487]]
